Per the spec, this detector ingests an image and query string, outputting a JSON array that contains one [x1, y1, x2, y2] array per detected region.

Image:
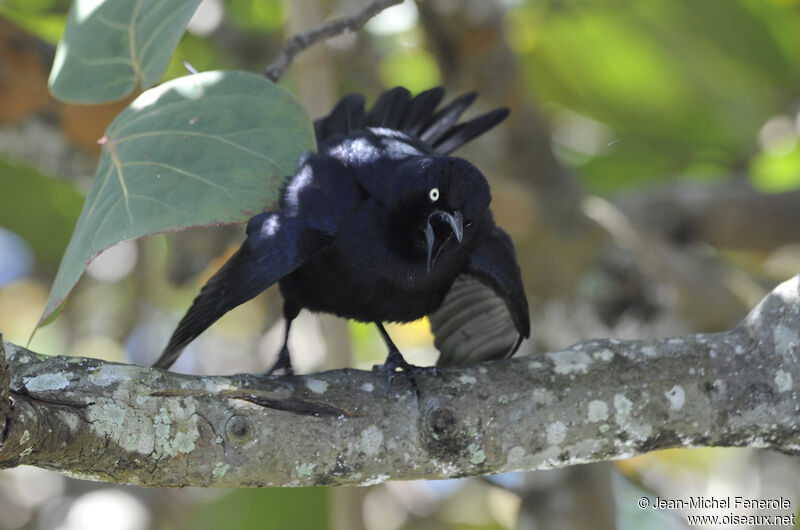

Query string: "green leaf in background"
[[161, 33, 229, 83], [192, 488, 330, 530], [48, 0, 203, 103], [379, 48, 441, 94], [0, 157, 83, 263], [0, 7, 66, 44], [39, 70, 316, 327], [750, 141, 800, 192], [226, 0, 287, 32], [510, 0, 800, 193]]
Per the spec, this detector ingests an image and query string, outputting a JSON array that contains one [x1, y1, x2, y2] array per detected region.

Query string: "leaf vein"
[[110, 93, 288, 136], [113, 130, 281, 168], [129, 193, 191, 215], [94, 13, 129, 32], [88, 196, 122, 250], [137, 2, 194, 72], [61, 48, 133, 67], [128, 0, 145, 84], [107, 141, 134, 225], [120, 160, 238, 206]]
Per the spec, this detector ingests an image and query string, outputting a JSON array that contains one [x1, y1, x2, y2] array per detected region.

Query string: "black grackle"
[[153, 87, 529, 380]]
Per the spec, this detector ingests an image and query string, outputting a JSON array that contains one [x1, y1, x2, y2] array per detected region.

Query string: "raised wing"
[[429, 226, 529, 367], [314, 86, 508, 155], [153, 213, 322, 369]]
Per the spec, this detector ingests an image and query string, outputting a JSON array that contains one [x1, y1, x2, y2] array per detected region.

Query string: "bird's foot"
[[264, 345, 294, 376], [377, 349, 441, 398]]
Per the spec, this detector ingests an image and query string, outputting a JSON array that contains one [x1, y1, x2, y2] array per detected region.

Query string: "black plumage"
[[153, 86, 529, 373]]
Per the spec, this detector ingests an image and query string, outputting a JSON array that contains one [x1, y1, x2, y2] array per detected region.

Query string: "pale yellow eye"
[[429, 188, 440, 202]]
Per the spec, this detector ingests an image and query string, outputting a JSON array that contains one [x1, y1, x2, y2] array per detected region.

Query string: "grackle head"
[[388, 156, 491, 272]]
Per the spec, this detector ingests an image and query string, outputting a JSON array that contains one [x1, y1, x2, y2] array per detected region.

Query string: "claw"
[[381, 349, 420, 398], [377, 350, 446, 399], [265, 345, 294, 376]]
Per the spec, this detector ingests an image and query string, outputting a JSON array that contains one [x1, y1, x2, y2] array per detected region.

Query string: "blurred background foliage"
[[2, 0, 800, 529]]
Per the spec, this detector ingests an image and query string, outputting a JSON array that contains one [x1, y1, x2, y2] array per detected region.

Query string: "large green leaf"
[[48, 0, 203, 103], [39, 70, 315, 326]]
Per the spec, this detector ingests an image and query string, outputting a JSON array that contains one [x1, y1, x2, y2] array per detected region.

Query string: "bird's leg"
[[265, 302, 300, 375], [266, 321, 294, 375], [375, 322, 423, 395]]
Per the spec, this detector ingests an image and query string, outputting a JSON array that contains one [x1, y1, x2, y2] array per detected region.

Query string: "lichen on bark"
[[0, 275, 798, 487]]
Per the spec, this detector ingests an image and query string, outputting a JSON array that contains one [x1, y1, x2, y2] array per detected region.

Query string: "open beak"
[[425, 210, 463, 272]]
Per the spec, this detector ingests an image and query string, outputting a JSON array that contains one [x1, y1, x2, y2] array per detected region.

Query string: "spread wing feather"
[[153, 214, 318, 369], [399, 87, 445, 136], [367, 86, 411, 129], [429, 226, 529, 367], [432, 108, 510, 155], [314, 86, 508, 154], [419, 92, 477, 146], [314, 94, 366, 141]]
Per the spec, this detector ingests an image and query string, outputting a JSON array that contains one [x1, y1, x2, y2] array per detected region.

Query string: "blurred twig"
[[415, 1, 585, 222], [264, 0, 403, 81]]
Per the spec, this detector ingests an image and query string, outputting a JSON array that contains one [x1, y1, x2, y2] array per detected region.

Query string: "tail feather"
[[367, 87, 411, 129], [400, 87, 445, 136], [419, 92, 477, 146], [432, 108, 510, 155], [314, 94, 366, 140], [314, 86, 508, 154]]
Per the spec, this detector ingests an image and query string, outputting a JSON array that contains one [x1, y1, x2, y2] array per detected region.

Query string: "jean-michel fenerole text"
[[651, 496, 792, 511]]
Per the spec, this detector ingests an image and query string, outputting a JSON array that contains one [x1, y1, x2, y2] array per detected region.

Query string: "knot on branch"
[[421, 403, 490, 469], [424, 406, 460, 446], [225, 414, 253, 445]]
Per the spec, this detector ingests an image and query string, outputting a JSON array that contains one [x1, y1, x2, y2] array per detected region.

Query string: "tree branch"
[[264, 0, 403, 81], [615, 180, 800, 251], [0, 334, 8, 453], [1, 275, 799, 487]]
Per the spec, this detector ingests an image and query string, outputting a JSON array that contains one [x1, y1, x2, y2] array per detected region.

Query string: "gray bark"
[[1, 275, 799, 487]]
